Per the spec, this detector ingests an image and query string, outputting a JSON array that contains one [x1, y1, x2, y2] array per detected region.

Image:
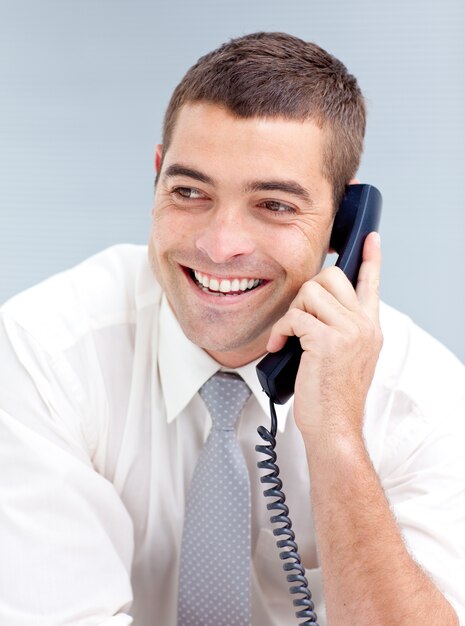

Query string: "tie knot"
[[199, 372, 251, 430]]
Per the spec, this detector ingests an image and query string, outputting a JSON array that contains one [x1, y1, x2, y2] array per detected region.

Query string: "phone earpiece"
[[330, 187, 360, 253], [332, 185, 382, 288]]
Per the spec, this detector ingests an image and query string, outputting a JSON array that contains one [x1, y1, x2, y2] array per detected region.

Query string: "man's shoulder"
[[377, 301, 465, 417], [0, 244, 162, 353]]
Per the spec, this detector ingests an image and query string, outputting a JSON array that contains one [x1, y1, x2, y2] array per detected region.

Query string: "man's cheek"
[[148, 240, 166, 283]]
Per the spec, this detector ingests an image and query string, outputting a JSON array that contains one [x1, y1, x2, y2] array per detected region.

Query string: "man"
[[0, 32, 463, 625]]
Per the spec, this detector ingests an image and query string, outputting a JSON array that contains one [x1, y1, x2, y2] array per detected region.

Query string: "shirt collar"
[[157, 295, 292, 432]]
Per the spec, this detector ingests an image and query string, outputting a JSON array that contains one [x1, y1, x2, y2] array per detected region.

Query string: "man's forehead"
[[164, 103, 327, 183], [170, 101, 325, 144]]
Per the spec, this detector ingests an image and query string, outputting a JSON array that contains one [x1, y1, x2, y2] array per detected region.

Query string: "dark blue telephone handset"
[[256, 183, 382, 405], [254, 184, 382, 625]]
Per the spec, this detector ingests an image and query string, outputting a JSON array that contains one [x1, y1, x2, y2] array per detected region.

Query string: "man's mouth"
[[188, 268, 265, 296]]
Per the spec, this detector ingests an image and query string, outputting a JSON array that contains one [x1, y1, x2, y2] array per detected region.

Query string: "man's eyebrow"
[[163, 165, 313, 205], [163, 164, 214, 185], [245, 180, 313, 204]]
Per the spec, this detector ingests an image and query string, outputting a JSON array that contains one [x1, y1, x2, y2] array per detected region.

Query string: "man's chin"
[[190, 332, 258, 355], [183, 324, 269, 365], [169, 296, 276, 364]]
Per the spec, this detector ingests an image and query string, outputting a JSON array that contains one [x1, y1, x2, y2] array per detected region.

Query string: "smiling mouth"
[[188, 268, 265, 296]]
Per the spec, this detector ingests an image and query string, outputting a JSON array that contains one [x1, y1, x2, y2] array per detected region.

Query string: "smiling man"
[[150, 103, 335, 366], [0, 32, 464, 626]]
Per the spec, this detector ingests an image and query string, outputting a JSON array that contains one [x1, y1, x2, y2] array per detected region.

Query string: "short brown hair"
[[162, 32, 366, 211]]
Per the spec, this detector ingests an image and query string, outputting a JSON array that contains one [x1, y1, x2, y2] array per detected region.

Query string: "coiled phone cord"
[[256, 398, 319, 626]]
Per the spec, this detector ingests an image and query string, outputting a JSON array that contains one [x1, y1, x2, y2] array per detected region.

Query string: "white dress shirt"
[[0, 244, 464, 626]]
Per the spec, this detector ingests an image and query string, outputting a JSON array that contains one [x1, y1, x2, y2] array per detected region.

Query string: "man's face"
[[149, 102, 334, 367]]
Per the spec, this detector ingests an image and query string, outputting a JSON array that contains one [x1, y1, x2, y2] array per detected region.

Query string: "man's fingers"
[[309, 265, 359, 312], [267, 233, 381, 353], [356, 232, 381, 322], [266, 307, 324, 352]]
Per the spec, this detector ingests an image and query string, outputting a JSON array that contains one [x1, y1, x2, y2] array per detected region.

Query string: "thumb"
[[356, 232, 381, 322]]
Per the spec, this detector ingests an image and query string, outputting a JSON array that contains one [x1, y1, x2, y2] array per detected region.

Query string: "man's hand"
[[266, 231, 382, 441]]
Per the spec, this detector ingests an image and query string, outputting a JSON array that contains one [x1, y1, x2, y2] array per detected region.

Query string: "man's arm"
[[0, 315, 134, 625], [305, 429, 458, 625], [267, 233, 459, 625]]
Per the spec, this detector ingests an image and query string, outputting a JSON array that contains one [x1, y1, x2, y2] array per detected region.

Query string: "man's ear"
[[155, 144, 163, 175]]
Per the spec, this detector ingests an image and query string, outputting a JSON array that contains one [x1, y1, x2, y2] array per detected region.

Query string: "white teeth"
[[192, 270, 263, 294], [219, 279, 231, 293]]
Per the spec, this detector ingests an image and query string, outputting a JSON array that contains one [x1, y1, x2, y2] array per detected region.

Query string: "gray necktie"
[[177, 371, 252, 626]]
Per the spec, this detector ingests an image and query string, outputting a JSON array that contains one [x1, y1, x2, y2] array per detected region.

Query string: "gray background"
[[1, 0, 464, 363]]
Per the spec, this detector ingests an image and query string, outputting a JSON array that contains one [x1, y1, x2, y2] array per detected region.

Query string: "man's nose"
[[195, 208, 256, 264]]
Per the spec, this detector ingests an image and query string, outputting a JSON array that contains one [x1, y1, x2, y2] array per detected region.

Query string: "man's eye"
[[173, 187, 207, 200], [261, 200, 296, 214]]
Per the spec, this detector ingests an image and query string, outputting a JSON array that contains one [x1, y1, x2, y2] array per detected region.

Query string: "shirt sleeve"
[[367, 307, 465, 623], [385, 399, 465, 623], [0, 313, 135, 625]]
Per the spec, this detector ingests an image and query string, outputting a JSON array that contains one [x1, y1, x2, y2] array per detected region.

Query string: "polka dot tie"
[[177, 372, 252, 626]]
